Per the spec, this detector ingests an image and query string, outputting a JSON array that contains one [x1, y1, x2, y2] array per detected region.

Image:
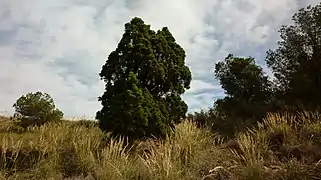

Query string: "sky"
[[0, 0, 320, 119]]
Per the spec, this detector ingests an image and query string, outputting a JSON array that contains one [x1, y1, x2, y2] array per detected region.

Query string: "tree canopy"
[[13, 91, 63, 128], [190, 3, 321, 136], [96, 17, 191, 140], [266, 4, 321, 110], [213, 54, 272, 119]]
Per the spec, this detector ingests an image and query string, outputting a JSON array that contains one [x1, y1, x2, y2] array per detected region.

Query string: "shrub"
[[12, 91, 63, 128]]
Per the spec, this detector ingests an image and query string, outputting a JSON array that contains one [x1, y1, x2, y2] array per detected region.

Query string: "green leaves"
[[266, 3, 321, 110], [213, 54, 272, 120], [96, 17, 191, 140], [209, 4, 321, 136], [215, 54, 272, 103], [13, 91, 63, 128]]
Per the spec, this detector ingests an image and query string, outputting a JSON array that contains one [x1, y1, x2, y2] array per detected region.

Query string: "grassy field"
[[0, 112, 321, 180]]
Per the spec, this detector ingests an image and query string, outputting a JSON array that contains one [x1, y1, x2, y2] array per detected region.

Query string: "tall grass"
[[138, 120, 217, 179], [227, 112, 321, 179], [0, 112, 321, 179]]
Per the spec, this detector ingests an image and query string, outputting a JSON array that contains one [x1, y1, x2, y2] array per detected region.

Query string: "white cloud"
[[0, 0, 319, 118], [188, 80, 220, 94]]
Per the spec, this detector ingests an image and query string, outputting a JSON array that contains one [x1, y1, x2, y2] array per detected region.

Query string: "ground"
[[0, 112, 321, 180]]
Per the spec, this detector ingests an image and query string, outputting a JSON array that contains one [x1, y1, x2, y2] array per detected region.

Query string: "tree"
[[213, 54, 272, 119], [209, 54, 273, 136], [13, 91, 63, 128], [266, 3, 321, 110], [96, 17, 191, 140]]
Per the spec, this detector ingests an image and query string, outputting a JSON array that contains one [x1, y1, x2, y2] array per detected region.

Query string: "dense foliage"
[[13, 91, 63, 128], [96, 17, 191, 140], [189, 3, 321, 137], [214, 54, 272, 119], [266, 4, 321, 111]]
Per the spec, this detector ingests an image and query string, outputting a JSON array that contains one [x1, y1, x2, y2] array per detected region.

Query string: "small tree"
[[13, 91, 63, 127], [214, 54, 272, 118], [96, 17, 191, 140], [211, 54, 273, 136]]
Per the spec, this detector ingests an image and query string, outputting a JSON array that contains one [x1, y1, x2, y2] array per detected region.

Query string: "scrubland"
[[0, 112, 321, 180]]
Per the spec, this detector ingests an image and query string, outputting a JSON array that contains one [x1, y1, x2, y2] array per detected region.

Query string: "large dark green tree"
[[214, 54, 272, 119], [96, 17, 191, 139], [266, 3, 321, 110]]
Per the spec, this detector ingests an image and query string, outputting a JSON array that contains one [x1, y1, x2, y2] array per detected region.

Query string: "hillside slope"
[[0, 112, 321, 180]]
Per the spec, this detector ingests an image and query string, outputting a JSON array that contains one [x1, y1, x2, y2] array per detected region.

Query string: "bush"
[[12, 91, 63, 128], [187, 108, 245, 138]]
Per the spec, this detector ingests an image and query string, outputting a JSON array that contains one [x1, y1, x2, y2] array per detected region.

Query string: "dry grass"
[[225, 112, 321, 179], [0, 112, 321, 180]]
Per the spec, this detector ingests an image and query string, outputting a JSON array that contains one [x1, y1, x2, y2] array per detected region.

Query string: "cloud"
[[188, 80, 220, 94], [0, 0, 319, 118]]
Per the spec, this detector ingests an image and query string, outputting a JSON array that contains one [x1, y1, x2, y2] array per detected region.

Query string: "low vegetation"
[[1, 112, 321, 180]]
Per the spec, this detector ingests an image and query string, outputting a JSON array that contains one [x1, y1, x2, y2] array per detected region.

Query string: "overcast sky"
[[0, 0, 319, 119]]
